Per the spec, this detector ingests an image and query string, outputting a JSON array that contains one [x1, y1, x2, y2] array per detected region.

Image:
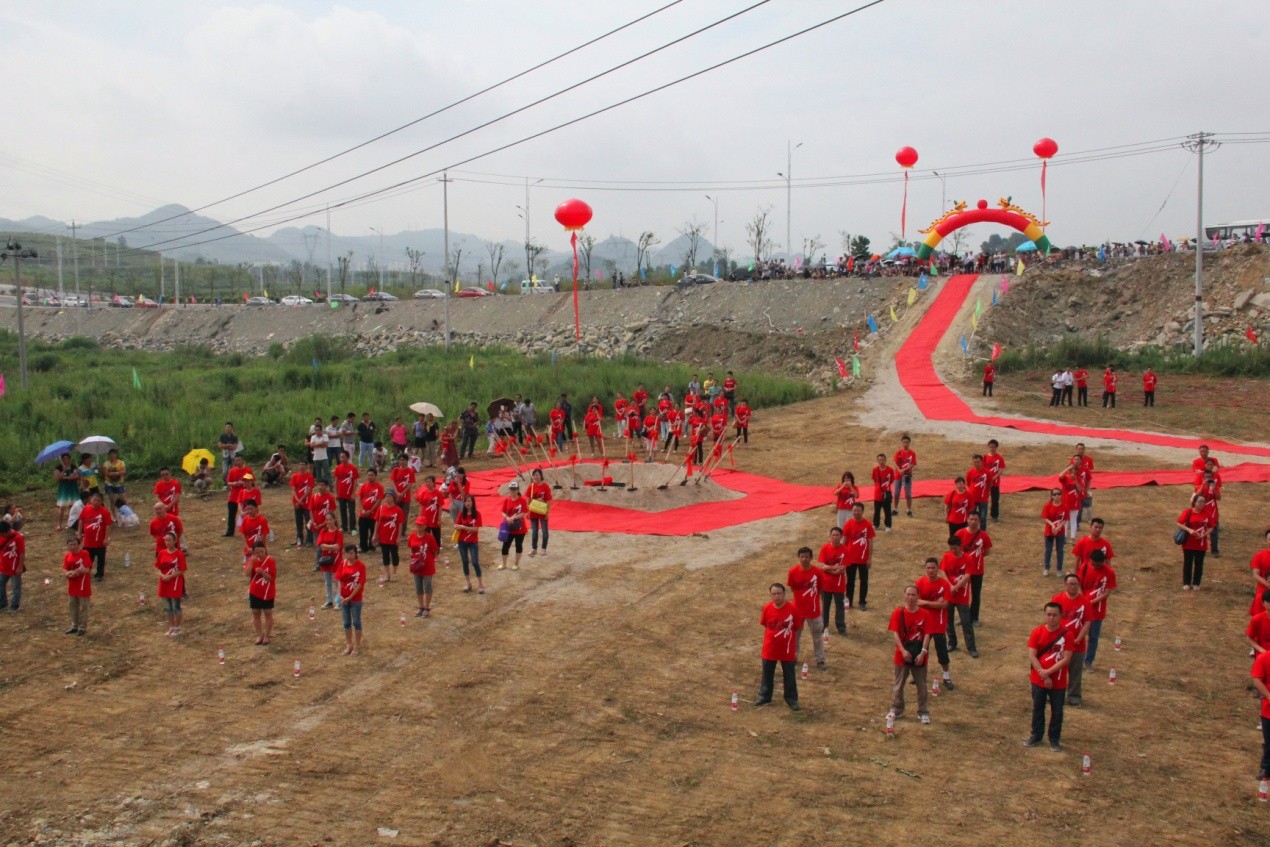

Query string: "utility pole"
[[2, 240, 38, 390], [325, 204, 333, 301], [933, 170, 947, 213], [441, 172, 452, 351], [71, 220, 80, 303], [777, 140, 803, 258], [160, 252, 165, 302], [56, 236, 64, 299], [1183, 131, 1219, 357], [174, 256, 181, 306], [705, 194, 719, 256]]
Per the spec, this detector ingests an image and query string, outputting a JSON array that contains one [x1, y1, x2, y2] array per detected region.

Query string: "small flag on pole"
[[0, 373, 6, 397], [866, 314, 878, 333], [851, 355, 861, 378], [959, 336, 969, 355], [972, 313, 979, 331], [918, 272, 928, 290], [1000, 279, 1010, 295], [834, 357, 849, 378], [1247, 326, 1261, 344], [889, 305, 899, 323], [469, 355, 474, 369], [852, 330, 860, 352], [132, 368, 142, 390], [974, 298, 983, 319], [907, 287, 917, 306], [992, 289, 998, 306], [991, 342, 1002, 360], [1016, 258, 1025, 276]]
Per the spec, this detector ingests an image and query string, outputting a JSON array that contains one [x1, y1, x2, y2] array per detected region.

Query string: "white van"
[[520, 280, 556, 294]]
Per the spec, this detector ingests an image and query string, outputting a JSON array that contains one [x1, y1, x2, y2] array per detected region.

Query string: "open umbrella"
[[409, 401, 444, 419], [1014, 242, 1038, 253], [487, 397, 514, 420], [886, 246, 917, 259], [181, 448, 216, 476], [75, 435, 118, 455], [36, 440, 75, 465]]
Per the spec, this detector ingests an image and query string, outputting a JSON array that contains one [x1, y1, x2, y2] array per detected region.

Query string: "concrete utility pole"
[[174, 256, 181, 306], [56, 236, 64, 299], [160, 252, 165, 302], [1183, 131, 1219, 357], [777, 140, 803, 258], [705, 194, 719, 259], [3, 239, 39, 390], [71, 220, 80, 302], [325, 204, 333, 301], [441, 172, 452, 351]]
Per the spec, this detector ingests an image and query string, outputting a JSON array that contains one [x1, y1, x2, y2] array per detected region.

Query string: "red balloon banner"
[[896, 146, 919, 239], [1033, 138, 1058, 226], [555, 198, 593, 341]]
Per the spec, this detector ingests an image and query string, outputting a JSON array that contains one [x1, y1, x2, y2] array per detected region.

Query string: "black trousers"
[[380, 543, 399, 568], [982, 381, 993, 397], [758, 659, 798, 705], [970, 574, 984, 624], [738, 425, 748, 444], [1182, 549, 1206, 586], [821, 591, 846, 633], [872, 493, 892, 529], [293, 507, 310, 544], [1144, 391, 1155, 407], [358, 516, 376, 552], [846, 564, 869, 608], [1049, 387, 1062, 406], [338, 498, 356, 532], [225, 501, 238, 536], [989, 485, 1001, 520], [1261, 715, 1270, 777], [1077, 386, 1088, 406], [87, 546, 107, 579], [460, 429, 478, 458], [1102, 391, 1116, 408], [1061, 386, 1073, 406], [1030, 683, 1065, 743], [946, 604, 976, 651], [931, 632, 950, 667]]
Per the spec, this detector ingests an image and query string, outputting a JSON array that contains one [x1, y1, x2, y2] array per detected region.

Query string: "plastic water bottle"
[[931, 677, 941, 697], [399, 611, 406, 627], [293, 659, 301, 678], [822, 628, 830, 646], [1081, 753, 1091, 776], [137, 591, 146, 605], [308, 606, 316, 621], [443, 558, 451, 568], [217, 648, 225, 665], [1108, 667, 1117, 685], [1114, 636, 1122, 651], [268, 530, 276, 543], [1259, 778, 1269, 802], [123, 552, 132, 568], [801, 662, 809, 680], [885, 713, 895, 737], [730, 691, 739, 711], [43, 577, 51, 586]]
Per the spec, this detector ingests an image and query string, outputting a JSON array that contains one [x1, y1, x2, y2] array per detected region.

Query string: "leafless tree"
[[447, 240, 466, 284], [524, 240, 547, 281], [635, 231, 659, 278], [949, 227, 974, 257], [801, 234, 826, 264], [484, 241, 504, 287], [578, 233, 595, 282], [405, 246, 425, 287], [337, 251, 353, 297], [746, 207, 774, 264], [678, 219, 706, 269]]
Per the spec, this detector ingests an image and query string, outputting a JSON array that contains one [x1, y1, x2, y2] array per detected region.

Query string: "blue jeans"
[[322, 570, 337, 604], [312, 459, 331, 485], [1084, 618, 1104, 667], [1043, 535, 1065, 573], [358, 441, 374, 467], [341, 600, 363, 631], [891, 474, 913, 506], [0, 573, 21, 610], [975, 502, 988, 526], [459, 541, 481, 578]]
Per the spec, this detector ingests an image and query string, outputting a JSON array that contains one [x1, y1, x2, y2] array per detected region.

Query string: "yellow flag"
[[972, 313, 979, 331], [469, 354, 474, 370], [890, 305, 899, 323], [454, 279, 460, 293], [907, 286, 917, 306], [262, 288, 269, 298], [1016, 258, 1025, 276]]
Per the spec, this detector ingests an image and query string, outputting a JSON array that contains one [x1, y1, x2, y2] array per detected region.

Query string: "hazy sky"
[[1, 0, 1267, 258]]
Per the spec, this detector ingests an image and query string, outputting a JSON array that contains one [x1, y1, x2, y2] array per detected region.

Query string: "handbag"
[[529, 498, 549, 516], [450, 528, 461, 543], [497, 521, 510, 543], [317, 554, 335, 568], [1174, 510, 1190, 545]]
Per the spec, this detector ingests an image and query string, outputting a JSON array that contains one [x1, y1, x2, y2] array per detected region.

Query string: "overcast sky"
[[1, 0, 1267, 259]]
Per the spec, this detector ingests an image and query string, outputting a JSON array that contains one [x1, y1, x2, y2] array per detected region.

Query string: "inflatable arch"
[[915, 198, 1051, 261]]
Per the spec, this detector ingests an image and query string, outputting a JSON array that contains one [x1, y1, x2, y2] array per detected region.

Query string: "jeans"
[[846, 564, 869, 608], [946, 604, 976, 652], [459, 541, 481, 578], [969, 574, 984, 624], [975, 502, 988, 526], [1030, 683, 1065, 743], [322, 570, 337, 604], [294, 508, 311, 545], [338, 498, 355, 532], [758, 659, 798, 706], [1049, 387, 1062, 406], [312, 459, 331, 485], [340, 600, 363, 631], [1085, 618, 1104, 667], [891, 663, 929, 716], [358, 441, 375, 467], [892, 475, 913, 507], [0, 573, 21, 610], [1261, 716, 1270, 777], [358, 516, 376, 552], [1182, 550, 1206, 586], [530, 516, 549, 551], [1043, 535, 1065, 573], [821, 591, 846, 633], [1067, 650, 1086, 701], [460, 429, 478, 458], [872, 493, 892, 529], [1210, 521, 1220, 555], [796, 616, 826, 666]]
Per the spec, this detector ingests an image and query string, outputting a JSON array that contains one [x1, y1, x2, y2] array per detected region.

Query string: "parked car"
[[60, 294, 89, 307], [413, 288, 446, 299], [109, 294, 134, 308], [678, 273, 720, 287], [327, 293, 359, 304], [135, 296, 160, 308], [244, 296, 274, 306], [361, 292, 399, 302], [281, 295, 313, 306], [520, 280, 556, 295], [456, 287, 491, 298]]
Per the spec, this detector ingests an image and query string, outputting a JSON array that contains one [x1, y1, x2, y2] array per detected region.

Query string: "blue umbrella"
[[886, 246, 918, 259], [1014, 241, 1038, 253], [36, 440, 75, 465]]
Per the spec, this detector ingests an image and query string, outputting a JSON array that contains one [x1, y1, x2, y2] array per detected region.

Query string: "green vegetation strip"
[[993, 336, 1270, 378]]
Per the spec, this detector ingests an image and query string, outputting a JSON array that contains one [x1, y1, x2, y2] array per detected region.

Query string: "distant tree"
[[849, 235, 871, 258], [524, 240, 547, 281], [337, 251, 353, 297], [678, 219, 706, 269], [711, 245, 732, 275], [980, 232, 1028, 254], [578, 233, 595, 281], [405, 247, 425, 288], [949, 227, 974, 257], [745, 207, 774, 264], [483, 241, 503, 287], [447, 240, 465, 284], [635, 231, 659, 278], [801, 234, 825, 264]]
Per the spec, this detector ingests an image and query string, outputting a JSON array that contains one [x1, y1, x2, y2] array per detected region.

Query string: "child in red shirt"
[[407, 526, 438, 618], [337, 543, 367, 655], [63, 536, 92, 635], [155, 532, 187, 637], [245, 542, 277, 645]]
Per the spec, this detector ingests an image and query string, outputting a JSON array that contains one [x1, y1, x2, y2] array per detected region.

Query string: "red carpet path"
[[463, 274, 1268, 536]]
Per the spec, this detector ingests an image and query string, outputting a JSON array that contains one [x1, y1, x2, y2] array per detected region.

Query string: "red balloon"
[[895, 146, 919, 169], [1033, 137, 1058, 159], [554, 198, 593, 231]]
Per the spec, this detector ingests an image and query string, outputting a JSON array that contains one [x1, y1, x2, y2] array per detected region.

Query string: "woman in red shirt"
[[1040, 489, 1068, 577], [832, 471, 859, 529], [337, 543, 366, 655], [943, 477, 971, 536], [756, 583, 799, 709], [155, 532, 187, 637], [407, 524, 438, 617], [315, 512, 344, 609], [245, 542, 276, 645], [1177, 493, 1213, 590], [527, 469, 553, 558], [455, 494, 484, 593], [871, 454, 895, 532], [500, 480, 529, 570]]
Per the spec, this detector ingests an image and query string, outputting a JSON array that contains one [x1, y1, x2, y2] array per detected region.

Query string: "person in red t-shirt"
[[500, 480, 529, 570], [415, 476, 444, 547], [332, 452, 360, 532], [1040, 488, 1068, 577], [943, 477, 971, 536], [155, 532, 187, 637], [722, 371, 738, 414], [818, 527, 849, 636], [642, 412, 659, 461], [239, 501, 270, 563], [356, 468, 385, 553], [915, 558, 955, 691], [1195, 467, 1222, 557], [315, 511, 343, 609], [375, 492, 405, 582], [888, 585, 933, 723], [966, 455, 991, 526], [389, 454, 416, 525], [153, 467, 182, 517], [78, 492, 113, 581], [63, 536, 92, 635], [337, 543, 367, 655], [632, 384, 649, 416], [983, 439, 1006, 522], [841, 502, 876, 611], [1177, 493, 1213, 589], [1058, 457, 1086, 540], [982, 363, 996, 397], [289, 461, 316, 547], [149, 503, 184, 556], [1250, 530, 1270, 616], [1026, 602, 1073, 750], [0, 521, 24, 611], [1247, 594, 1270, 658], [787, 547, 827, 670], [756, 583, 800, 709], [832, 471, 859, 529], [892, 435, 917, 517], [956, 513, 993, 626], [1073, 367, 1089, 406], [1252, 650, 1270, 779], [407, 523, 438, 617], [223, 456, 251, 538], [1101, 366, 1117, 408], [733, 399, 751, 445], [1074, 525, 1116, 668], [1142, 367, 1157, 407], [940, 537, 978, 658], [237, 475, 262, 514], [584, 407, 605, 457], [1192, 444, 1219, 475], [245, 542, 277, 645], [1052, 574, 1092, 706], [526, 469, 553, 558], [871, 454, 895, 532], [454, 493, 484, 593]]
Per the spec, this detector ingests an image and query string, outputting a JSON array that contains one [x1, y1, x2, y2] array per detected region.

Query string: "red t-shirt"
[[376, 504, 405, 546], [1143, 373, 1157, 391], [155, 548, 187, 599], [358, 482, 384, 516], [1246, 612, 1270, 652], [584, 411, 603, 437], [225, 465, 251, 503], [1029, 624, 1070, 689], [238, 486, 262, 510], [390, 466, 416, 502], [1041, 501, 1067, 537], [240, 514, 270, 557], [888, 606, 931, 665], [290, 472, 315, 509], [723, 377, 737, 392], [1071, 535, 1114, 569], [416, 487, 443, 528], [817, 542, 848, 594], [337, 559, 367, 603], [643, 414, 659, 436], [247, 555, 277, 602], [333, 462, 359, 500], [1177, 508, 1211, 552], [1250, 550, 1270, 615], [735, 404, 751, 427], [64, 550, 92, 597], [914, 575, 950, 634], [940, 552, 973, 605], [955, 527, 993, 576], [1051, 591, 1091, 652], [965, 467, 990, 506], [760, 601, 799, 662], [79, 505, 113, 548], [632, 389, 648, 407], [149, 515, 184, 552], [407, 530, 438, 576], [711, 395, 728, 412], [835, 485, 858, 511], [1253, 651, 1270, 720], [1076, 561, 1118, 620], [316, 528, 343, 571], [1103, 371, 1117, 392], [308, 492, 336, 529], [943, 489, 970, 525], [550, 408, 566, 432], [983, 453, 1006, 486], [153, 479, 182, 515], [841, 518, 875, 565], [710, 413, 727, 437], [1073, 369, 1088, 388], [502, 496, 529, 534], [1060, 472, 1084, 512], [983, 364, 995, 383], [527, 481, 553, 506], [786, 564, 826, 620], [0, 532, 24, 576], [455, 511, 481, 543], [893, 449, 917, 477], [871, 465, 895, 500]]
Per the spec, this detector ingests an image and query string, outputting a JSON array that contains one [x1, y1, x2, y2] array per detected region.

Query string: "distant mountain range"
[[0, 205, 723, 279]]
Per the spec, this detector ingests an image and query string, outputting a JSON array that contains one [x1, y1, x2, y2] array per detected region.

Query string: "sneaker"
[[65, 626, 78, 635], [414, 609, 426, 617], [1182, 585, 1191, 591], [858, 602, 868, 612], [816, 661, 827, 670], [753, 698, 771, 708], [906, 510, 913, 517], [1023, 737, 1041, 748], [969, 649, 980, 659], [320, 601, 335, 610], [1049, 742, 1062, 752], [1067, 696, 1082, 707], [884, 527, 891, 533], [511, 563, 519, 570], [919, 714, 931, 725], [787, 701, 800, 712], [948, 643, 959, 652], [498, 563, 506, 570], [1042, 568, 1051, 577], [944, 678, 956, 690]]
